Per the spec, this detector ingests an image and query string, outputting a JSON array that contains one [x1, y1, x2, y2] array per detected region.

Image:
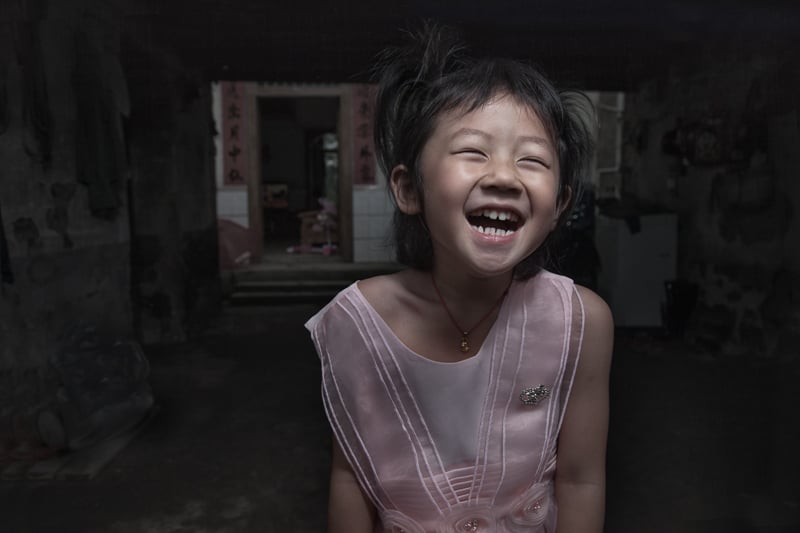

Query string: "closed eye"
[[455, 148, 486, 157], [519, 157, 551, 170], [454, 149, 487, 161]]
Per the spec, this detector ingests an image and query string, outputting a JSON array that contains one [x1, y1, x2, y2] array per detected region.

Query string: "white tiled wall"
[[353, 185, 395, 263]]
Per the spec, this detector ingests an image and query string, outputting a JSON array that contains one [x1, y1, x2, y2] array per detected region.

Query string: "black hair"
[[373, 23, 595, 279]]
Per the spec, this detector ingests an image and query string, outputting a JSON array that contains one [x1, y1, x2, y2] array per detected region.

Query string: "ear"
[[551, 185, 573, 230], [389, 165, 421, 215]]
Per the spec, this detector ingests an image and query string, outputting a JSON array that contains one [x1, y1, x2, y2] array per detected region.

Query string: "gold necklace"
[[430, 274, 511, 353]]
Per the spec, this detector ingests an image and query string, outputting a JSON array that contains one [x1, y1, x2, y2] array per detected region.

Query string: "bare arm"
[[328, 439, 376, 533], [555, 286, 614, 533]]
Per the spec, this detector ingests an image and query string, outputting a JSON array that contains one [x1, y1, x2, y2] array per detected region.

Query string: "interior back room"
[[259, 96, 340, 255]]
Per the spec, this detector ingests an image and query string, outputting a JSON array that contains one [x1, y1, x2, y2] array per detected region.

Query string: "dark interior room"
[[1, 1, 799, 532]]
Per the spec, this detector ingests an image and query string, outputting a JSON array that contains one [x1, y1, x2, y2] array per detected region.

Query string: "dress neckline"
[[350, 279, 517, 366]]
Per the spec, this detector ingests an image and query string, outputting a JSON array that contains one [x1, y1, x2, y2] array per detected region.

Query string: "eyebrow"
[[452, 128, 491, 139], [452, 128, 552, 149]]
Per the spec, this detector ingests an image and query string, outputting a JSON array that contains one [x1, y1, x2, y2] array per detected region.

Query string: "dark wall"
[[125, 34, 220, 344], [0, 1, 133, 369], [0, 0, 220, 370], [621, 41, 800, 357]]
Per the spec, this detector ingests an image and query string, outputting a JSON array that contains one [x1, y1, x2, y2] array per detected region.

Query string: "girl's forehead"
[[433, 94, 552, 139]]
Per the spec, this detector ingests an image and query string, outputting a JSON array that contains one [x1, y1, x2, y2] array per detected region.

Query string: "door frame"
[[244, 83, 353, 262]]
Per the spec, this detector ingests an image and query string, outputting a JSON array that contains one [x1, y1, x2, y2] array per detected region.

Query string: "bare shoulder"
[[574, 285, 613, 330], [357, 269, 426, 321], [356, 273, 398, 299], [357, 270, 414, 302], [574, 285, 614, 368]]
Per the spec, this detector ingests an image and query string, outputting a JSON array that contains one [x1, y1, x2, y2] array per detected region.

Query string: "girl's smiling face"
[[395, 93, 567, 279]]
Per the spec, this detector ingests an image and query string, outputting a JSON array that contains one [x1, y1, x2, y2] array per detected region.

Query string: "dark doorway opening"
[[259, 96, 340, 261]]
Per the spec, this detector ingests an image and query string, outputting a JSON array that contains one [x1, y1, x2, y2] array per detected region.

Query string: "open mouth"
[[467, 209, 521, 237]]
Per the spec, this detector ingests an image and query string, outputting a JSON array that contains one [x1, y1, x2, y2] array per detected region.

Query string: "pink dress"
[[306, 271, 585, 532]]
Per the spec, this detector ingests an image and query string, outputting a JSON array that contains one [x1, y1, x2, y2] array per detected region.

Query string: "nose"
[[480, 157, 523, 195]]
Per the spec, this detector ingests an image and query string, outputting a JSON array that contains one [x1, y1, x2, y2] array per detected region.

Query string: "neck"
[[429, 269, 513, 354], [429, 267, 514, 306]]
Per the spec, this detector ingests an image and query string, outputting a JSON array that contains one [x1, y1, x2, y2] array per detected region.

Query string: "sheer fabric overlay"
[[306, 271, 585, 532]]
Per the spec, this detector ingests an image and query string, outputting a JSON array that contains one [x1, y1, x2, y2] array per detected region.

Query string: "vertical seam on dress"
[[532, 275, 569, 482], [555, 285, 585, 432], [468, 287, 507, 504], [351, 292, 455, 515], [476, 323, 505, 503], [315, 303, 385, 509], [492, 280, 527, 506]]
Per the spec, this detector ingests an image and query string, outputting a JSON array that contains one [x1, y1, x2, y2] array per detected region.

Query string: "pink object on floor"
[[217, 218, 257, 270]]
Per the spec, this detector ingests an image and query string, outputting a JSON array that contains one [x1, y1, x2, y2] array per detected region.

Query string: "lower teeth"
[[475, 226, 513, 236]]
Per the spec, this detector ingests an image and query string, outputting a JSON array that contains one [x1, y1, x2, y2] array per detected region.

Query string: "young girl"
[[306, 25, 613, 533]]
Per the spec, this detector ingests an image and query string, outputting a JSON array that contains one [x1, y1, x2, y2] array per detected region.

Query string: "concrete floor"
[[2, 303, 798, 533]]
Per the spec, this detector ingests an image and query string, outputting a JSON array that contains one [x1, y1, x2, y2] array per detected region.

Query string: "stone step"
[[231, 263, 401, 283], [228, 289, 341, 306], [234, 279, 353, 292], [226, 262, 402, 306]]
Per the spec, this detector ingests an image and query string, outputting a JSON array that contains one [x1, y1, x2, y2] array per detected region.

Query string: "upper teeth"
[[477, 209, 518, 222]]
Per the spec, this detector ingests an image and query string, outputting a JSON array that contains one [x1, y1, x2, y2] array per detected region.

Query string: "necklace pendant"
[[460, 335, 470, 353]]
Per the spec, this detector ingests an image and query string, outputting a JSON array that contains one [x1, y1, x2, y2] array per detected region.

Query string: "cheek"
[[422, 173, 461, 209], [528, 178, 561, 212]]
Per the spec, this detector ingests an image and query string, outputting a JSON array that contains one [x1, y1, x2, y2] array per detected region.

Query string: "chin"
[[465, 258, 519, 279]]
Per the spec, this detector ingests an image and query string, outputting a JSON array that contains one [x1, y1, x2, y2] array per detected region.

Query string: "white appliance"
[[595, 213, 678, 328]]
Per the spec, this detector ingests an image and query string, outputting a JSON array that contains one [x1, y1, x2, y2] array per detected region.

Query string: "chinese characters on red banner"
[[352, 84, 377, 186], [222, 82, 246, 185]]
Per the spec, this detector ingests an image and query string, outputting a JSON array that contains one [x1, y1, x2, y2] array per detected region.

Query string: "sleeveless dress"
[[306, 270, 585, 533]]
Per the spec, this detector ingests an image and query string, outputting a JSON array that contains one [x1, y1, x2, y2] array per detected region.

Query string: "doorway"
[[243, 84, 354, 263], [259, 96, 340, 261]]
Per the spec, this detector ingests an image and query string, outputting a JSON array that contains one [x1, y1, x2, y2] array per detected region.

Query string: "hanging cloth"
[[16, 2, 53, 169], [0, 200, 13, 285], [72, 28, 127, 219], [0, 61, 8, 136]]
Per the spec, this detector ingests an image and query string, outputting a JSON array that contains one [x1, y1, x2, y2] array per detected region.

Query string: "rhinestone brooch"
[[519, 385, 550, 406]]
